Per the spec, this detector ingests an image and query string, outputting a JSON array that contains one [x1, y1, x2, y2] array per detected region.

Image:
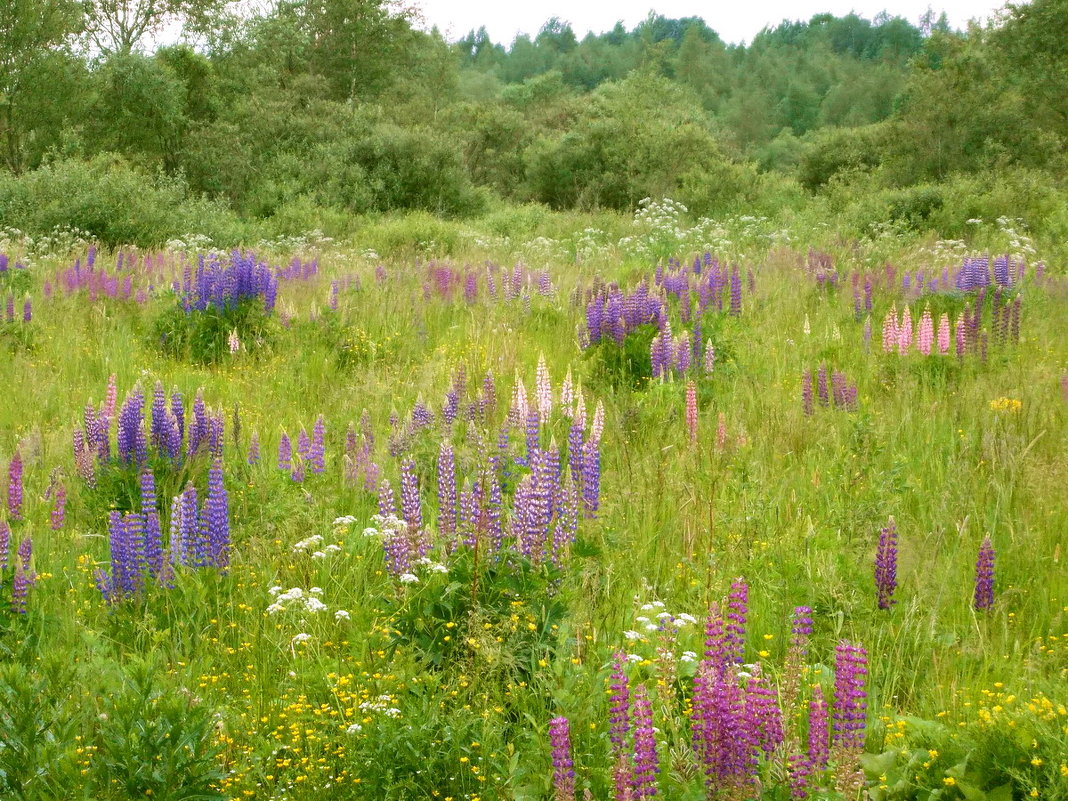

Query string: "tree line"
[[0, 0, 1065, 244]]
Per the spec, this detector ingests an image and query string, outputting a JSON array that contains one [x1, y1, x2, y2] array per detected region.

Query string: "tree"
[[0, 0, 83, 173], [83, 0, 231, 54]]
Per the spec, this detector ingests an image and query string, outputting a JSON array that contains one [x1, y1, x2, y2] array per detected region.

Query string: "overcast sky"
[[410, 0, 1010, 45]]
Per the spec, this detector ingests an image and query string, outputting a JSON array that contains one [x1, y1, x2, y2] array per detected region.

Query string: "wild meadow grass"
[[0, 209, 1065, 800]]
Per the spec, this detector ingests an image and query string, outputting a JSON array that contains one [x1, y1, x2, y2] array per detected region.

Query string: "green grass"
[[0, 210, 1065, 800]]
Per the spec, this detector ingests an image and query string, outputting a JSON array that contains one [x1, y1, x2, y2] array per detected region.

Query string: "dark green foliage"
[[387, 549, 566, 679], [0, 156, 248, 247], [153, 296, 278, 364], [584, 324, 658, 390], [92, 660, 225, 800]]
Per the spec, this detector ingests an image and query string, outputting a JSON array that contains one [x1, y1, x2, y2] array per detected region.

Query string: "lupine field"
[[0, 204, 1066, 801]]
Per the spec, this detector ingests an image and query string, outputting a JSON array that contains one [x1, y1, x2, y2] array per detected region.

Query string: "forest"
[[1, 0, 1065, 248]]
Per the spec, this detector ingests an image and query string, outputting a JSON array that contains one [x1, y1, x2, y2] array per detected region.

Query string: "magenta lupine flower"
[[631, 684, 658, 798], [808, 684, 830, 772], [788, 682, 830, 798], [725, 578, 748, 666], [955, 314, 966, 358], [937, 313, 951, 355], [974, 536, 995, 610], [745, 675, 785, 756], [437, 441, 457, 541], [832, 641, 867, 752], [685, 381, 698, 442], [703, 604, 727, 674], [609, 651, 632, 800], [875, 517, 898, 609], [917, 306, 934, 355], [6, 449, 22, 520], [801, 370, 813, 416], [549, 716, 576, 801], [278, 432, 292, 471], [791, 606, 813, 653]]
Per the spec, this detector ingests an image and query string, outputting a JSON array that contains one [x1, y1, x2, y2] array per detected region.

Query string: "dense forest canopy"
[[0, 0, 1065, 245]]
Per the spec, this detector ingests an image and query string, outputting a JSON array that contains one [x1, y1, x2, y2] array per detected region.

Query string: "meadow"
[[0, 202, 1065, 801]]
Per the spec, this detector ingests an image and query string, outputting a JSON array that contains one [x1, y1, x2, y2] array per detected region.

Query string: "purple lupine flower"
[[15, 531, 31, 570], [170, 389, 185, 445], [140, 469, 164, 577], [0, 520, 9, 569], [725, 578, 748, 667], [309, 415, 326, 473], [4, 294, 13, 321], [832, 641, 867, 752], [290, 458, 304, 482], [525, 407, 541, 464], [400, 459, 425, 554], [551, 476, 579, 564], [729, 267, 742, 316], [178, 484, 200, 567], [106, 511, 136, 598], [378, 478, 397, 518], [631, 684, 658, 798], [11, 559, 34, 613], [50, 483, 66, 530], [278, 432, 292, 471], [22, 298, 31, 322], [437, 441, 457, 542], [875, 517, 898, 609], [297, 428, 311, 462], [485, 466, 503, 552], [188, 390, 208, 457], [549, 716, 576, 801], [816, 365, 829, 407], [580, 438, 600, 518], [151, 382, 169, 457], [248, 431, 260, 465], [117, 386, 148, 464], [974, 536, 995, 610], [207, 413, 224, 458], [6, 449, 22, 520], [201, 459, 229, 569]]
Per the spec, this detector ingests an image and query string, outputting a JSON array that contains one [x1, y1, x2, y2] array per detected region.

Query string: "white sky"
[[411, 0, 1011, 45]]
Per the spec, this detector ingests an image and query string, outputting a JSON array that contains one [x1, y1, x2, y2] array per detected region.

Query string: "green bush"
[[0, 155, 249, 247], [152, 296, 279, 365]]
